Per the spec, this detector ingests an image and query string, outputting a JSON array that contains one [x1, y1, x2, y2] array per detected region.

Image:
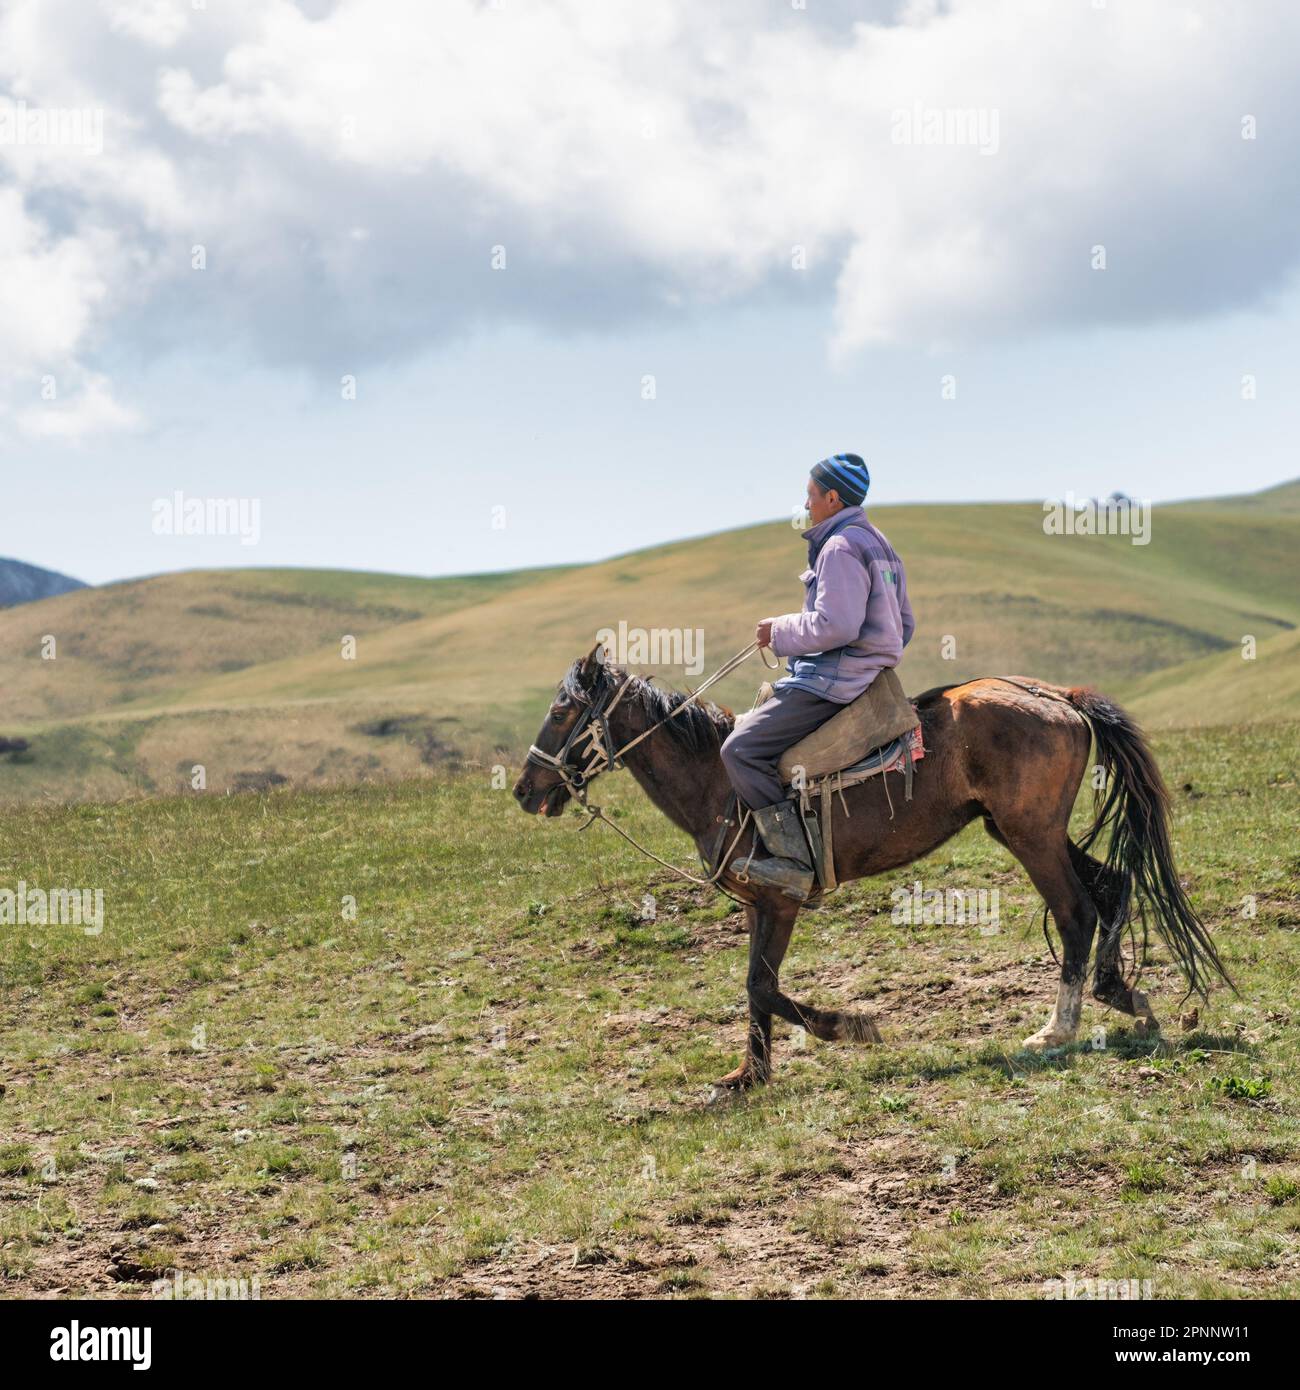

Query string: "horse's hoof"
[[708, 1065, 763, 1099], [1131, 991, 1161, 1037], [1021, 1028, 1073, 1052]]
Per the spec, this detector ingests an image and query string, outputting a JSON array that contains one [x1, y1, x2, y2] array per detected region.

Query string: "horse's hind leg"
[[1069, 843, 1160, 1035], [987, 819, 1098, 1050]]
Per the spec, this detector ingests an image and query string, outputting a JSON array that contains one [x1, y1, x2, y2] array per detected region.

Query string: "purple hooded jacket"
[[764, 505, 915, 705]]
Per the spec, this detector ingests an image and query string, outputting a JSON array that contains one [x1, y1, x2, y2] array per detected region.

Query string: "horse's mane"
[[562, 659, 734, 755]]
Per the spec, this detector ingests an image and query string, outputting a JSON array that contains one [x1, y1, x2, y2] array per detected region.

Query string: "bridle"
[[525, 669, 637, 808], [524, 642, 779, 888]]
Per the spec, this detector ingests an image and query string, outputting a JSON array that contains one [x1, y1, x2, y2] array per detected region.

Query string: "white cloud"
[[104, 0, 190, 49], [16, 371, 140, 440], [0, 0, 1297, 438], [0, 188, 109, 366]]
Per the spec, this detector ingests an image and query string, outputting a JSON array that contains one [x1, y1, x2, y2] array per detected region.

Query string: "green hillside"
[[1, 485, 1296, 802]]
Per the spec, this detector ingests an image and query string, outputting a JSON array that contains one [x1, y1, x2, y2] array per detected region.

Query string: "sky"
[[2, 0, 1298, 586]]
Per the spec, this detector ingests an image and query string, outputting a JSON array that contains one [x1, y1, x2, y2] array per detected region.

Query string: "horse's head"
[[514, 643, 621, 817]]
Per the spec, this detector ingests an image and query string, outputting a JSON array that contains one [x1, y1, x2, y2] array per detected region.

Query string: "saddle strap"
[[821, 791, 837, 892], [702, 791, 740, 878]]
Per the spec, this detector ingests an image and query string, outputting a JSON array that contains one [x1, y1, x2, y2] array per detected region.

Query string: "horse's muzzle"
[[513, 775, 569, 817]]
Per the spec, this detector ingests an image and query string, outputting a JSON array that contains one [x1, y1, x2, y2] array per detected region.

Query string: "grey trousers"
[[720, 685, 841, 811]]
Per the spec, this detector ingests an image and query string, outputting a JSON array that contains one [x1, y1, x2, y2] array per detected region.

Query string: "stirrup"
[[730, 853, 814, 902]]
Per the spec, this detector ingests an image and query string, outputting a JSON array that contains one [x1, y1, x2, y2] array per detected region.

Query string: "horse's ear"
[[579, 641, 608, 686]]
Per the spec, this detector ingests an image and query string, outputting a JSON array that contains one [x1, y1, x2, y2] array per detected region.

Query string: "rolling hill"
[[1, 484, 1295, 802]]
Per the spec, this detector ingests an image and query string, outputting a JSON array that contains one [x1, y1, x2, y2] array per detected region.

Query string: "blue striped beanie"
[[810, 453, 869, 506]]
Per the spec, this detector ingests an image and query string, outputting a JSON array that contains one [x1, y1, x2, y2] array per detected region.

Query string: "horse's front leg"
[[712, 896, 796, 1092]]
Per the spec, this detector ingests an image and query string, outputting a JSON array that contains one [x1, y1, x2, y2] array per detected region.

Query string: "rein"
[[525, 641, 779, 887]]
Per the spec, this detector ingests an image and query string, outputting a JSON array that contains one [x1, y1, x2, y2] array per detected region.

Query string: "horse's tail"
[[1065, 686, 1233, 1000]]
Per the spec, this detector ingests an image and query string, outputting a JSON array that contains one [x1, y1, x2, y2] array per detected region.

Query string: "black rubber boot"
[[730, 800, 815, 902]]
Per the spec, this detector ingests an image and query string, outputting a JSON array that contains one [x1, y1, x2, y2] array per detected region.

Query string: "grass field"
[[2, 722, 1297, 1298]]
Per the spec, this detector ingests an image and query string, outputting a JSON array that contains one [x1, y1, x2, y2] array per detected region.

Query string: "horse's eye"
[[550, 710, 565, 724]]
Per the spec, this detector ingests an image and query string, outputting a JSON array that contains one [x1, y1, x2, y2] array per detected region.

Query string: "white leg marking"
[[1022, 978, 1083, 1051]]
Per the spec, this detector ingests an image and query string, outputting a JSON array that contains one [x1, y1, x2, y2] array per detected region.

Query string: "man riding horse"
[[720, 453, 914, 903], [516, 457, 1229, 1086]]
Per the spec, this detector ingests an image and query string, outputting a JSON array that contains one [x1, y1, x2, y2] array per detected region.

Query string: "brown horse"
[[514, 647, 1231, 1091]]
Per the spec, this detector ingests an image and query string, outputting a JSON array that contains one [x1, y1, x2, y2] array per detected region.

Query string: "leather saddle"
[[723, 668, 922, 897], [744, 666, 920, 782]]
